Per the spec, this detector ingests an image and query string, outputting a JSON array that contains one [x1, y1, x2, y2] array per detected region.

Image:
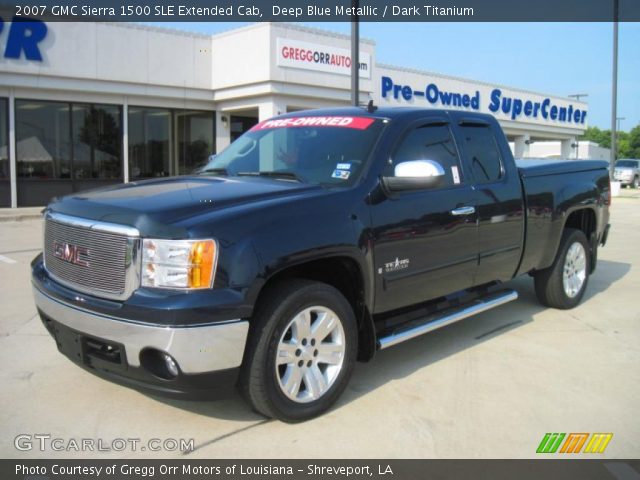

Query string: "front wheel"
[[240, 279, 357, 422], [534, 228, 590, 309], [633, 176, 640, 189]]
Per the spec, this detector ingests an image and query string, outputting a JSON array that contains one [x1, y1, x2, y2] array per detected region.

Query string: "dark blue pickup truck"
[[32, 107, 611, 421]]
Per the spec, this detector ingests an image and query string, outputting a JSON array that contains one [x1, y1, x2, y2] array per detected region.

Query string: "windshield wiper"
[[200, 167, 229, 176], [237, 171, 304, 182]]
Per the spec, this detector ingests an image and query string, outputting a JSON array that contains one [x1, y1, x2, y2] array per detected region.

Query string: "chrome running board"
[[377, 289, 518, 350]]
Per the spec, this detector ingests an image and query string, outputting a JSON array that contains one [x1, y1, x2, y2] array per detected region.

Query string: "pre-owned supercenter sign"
[[381, 75, 587, 125], [277, 38, 371, 79]]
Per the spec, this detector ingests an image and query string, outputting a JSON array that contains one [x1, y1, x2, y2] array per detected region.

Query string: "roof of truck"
[[276, 106, 495, 121]]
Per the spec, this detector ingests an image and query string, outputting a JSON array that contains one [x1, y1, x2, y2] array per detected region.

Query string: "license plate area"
[[83, 337, 124, 366], [41, 316, 128, 372]]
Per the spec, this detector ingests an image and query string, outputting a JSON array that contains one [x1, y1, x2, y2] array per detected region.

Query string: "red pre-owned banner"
[[251, 116, 376, 131]]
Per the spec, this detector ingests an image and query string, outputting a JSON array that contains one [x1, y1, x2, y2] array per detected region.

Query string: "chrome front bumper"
[[33, 286, 249, 374]]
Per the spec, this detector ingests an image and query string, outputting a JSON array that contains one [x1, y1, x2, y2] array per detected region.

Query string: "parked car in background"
[[614, 159, 640, 188]]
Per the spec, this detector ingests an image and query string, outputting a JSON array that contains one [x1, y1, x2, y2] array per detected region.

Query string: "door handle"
[[451, 206, 476, 216]]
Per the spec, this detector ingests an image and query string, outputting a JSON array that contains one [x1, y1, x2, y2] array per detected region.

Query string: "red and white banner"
[[276, 38, 371, 79], [251, 116, 376, 131]]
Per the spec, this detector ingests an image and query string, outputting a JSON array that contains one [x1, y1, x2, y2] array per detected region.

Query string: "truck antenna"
[[366, 100, 378, 113]]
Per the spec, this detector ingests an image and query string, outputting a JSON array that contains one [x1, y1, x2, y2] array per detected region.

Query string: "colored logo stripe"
[[536, 433, 565, 453], [560, 433, 589, 453], [584, 433, 613, 453], [536, 433, 613, 454]]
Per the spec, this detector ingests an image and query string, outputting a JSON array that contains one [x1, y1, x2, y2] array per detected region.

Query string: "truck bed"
[[515, 158, 610, 277], [516, 159, 609, 178]]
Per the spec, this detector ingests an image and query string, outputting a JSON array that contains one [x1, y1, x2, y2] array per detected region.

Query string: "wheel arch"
[[563, 207, 598, 273], [251, 255, 377, 362]]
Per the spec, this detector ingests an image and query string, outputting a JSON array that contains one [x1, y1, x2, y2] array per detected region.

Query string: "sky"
[[153, 22, 639, 131]]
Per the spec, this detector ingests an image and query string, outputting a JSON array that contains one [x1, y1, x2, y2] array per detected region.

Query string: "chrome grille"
[[44, 212, 140, 300]]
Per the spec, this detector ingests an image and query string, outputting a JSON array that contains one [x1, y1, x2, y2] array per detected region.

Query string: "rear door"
[[452, 116, 525, 285], [370, 117, 479, 314]]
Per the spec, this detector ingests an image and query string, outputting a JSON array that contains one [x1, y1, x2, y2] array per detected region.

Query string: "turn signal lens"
[[141, 239, 217, 289], [188, 240, 215, 288]]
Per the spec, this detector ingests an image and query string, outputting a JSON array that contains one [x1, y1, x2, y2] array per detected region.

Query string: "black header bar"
[[0, 0, 639, 22]]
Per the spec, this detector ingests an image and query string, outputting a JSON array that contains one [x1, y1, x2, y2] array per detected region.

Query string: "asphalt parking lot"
[[1, 193, 638, 459]]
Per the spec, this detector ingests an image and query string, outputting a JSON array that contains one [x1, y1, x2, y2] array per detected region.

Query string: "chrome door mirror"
[[383, 160, 446, 192]]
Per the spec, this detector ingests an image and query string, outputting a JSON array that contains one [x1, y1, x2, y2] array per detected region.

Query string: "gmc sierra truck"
[[32, 107, 611, 422]]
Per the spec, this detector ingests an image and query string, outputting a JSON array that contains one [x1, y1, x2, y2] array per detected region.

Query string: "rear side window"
[[459, 125, 503, 183], [392, 124, 463, 188]]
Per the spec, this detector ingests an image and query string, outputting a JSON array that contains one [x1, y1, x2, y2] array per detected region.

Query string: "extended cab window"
[[391, 124, 462, 188], [459, 124, 503, 183]]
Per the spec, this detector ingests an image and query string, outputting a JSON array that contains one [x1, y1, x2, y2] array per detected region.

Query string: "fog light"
[[140, 348, 180, 380], [162, 353, 179, 377]]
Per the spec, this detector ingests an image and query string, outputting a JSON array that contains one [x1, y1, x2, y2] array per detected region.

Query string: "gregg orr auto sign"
[[277, 38, 371, 79]]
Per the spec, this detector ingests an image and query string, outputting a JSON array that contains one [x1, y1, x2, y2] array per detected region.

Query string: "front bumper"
[[33, 282, 249, 399], [613, 174, 633, 185]]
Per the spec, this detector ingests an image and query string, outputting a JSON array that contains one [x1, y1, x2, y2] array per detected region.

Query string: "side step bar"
[[377, 289, 518, 350]]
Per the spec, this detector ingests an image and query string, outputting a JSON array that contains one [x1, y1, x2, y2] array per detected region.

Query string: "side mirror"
[[382, 160, 446, 192]]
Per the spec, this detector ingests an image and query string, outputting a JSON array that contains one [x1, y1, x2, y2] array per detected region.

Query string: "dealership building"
[[0, 21, 590, 207]]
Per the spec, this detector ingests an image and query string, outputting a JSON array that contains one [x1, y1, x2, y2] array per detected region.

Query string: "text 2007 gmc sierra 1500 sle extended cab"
[[32, 107, 611, 421]]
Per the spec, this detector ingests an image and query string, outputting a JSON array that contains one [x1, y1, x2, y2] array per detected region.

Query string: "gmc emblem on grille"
[[52, 241, 89, 267]]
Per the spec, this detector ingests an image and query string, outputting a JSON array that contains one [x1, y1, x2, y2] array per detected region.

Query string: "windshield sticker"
[[336, 163, 352, 170], [331, 169, 351, 180], [251, 116, 375, 131], [452, 166, 461, 184]]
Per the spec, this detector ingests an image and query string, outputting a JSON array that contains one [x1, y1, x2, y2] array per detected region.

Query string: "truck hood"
[[48, 176, 322, 236]]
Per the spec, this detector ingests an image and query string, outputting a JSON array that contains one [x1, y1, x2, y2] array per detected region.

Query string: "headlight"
[[141, 239, 217, 289]]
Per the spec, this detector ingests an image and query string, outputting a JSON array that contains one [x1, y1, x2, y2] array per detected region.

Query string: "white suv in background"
[[614, 159, 640, 189]]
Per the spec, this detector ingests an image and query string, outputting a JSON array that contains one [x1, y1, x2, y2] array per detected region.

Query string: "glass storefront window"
[[16, 100, 71, 180], [15, 100, 123, 207], [128, 107, 172, 179], [72, 104, 122, 179], [12, 100, 214, 206], [176, 111, 215, 175]]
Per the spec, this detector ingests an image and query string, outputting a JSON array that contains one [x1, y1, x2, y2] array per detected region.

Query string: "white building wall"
[[210, 24, 271, 90], [0, 22, 213, 90], [511, 141, 611, 160]]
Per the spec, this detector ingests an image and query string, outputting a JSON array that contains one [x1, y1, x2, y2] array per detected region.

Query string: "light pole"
[[610, 0, 619, 178], [614, 117, 626, 162], [569, 94, 589, 159], [350, 0, 359, 107]]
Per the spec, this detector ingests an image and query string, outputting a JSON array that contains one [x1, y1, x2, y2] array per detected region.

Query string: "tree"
[[628, 125, 640, 159], [580, 126, 610, 148], [580, 124, 640, 159]]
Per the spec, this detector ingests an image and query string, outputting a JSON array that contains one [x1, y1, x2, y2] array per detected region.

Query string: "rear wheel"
[[534, 228, 590, 309], [240, 279, 357, 422]]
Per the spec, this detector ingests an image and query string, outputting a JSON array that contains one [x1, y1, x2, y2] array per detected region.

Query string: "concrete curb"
[[0, 208, 44, 223]]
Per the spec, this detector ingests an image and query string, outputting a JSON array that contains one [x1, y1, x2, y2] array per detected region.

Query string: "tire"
[[534, 228, 590, 309], [240, 279, 357, 422], [633, 176, 640, 189]]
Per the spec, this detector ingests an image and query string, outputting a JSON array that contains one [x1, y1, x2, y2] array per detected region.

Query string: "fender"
[[538, 179, 601, 270], [245, 245, 373, 312]]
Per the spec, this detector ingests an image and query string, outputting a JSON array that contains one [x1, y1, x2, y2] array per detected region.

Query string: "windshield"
[[201, 115, 385, 186], [616, 160, 638, 168]]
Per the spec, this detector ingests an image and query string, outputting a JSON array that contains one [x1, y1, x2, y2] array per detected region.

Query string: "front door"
[[370, 119, 479, 314]]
